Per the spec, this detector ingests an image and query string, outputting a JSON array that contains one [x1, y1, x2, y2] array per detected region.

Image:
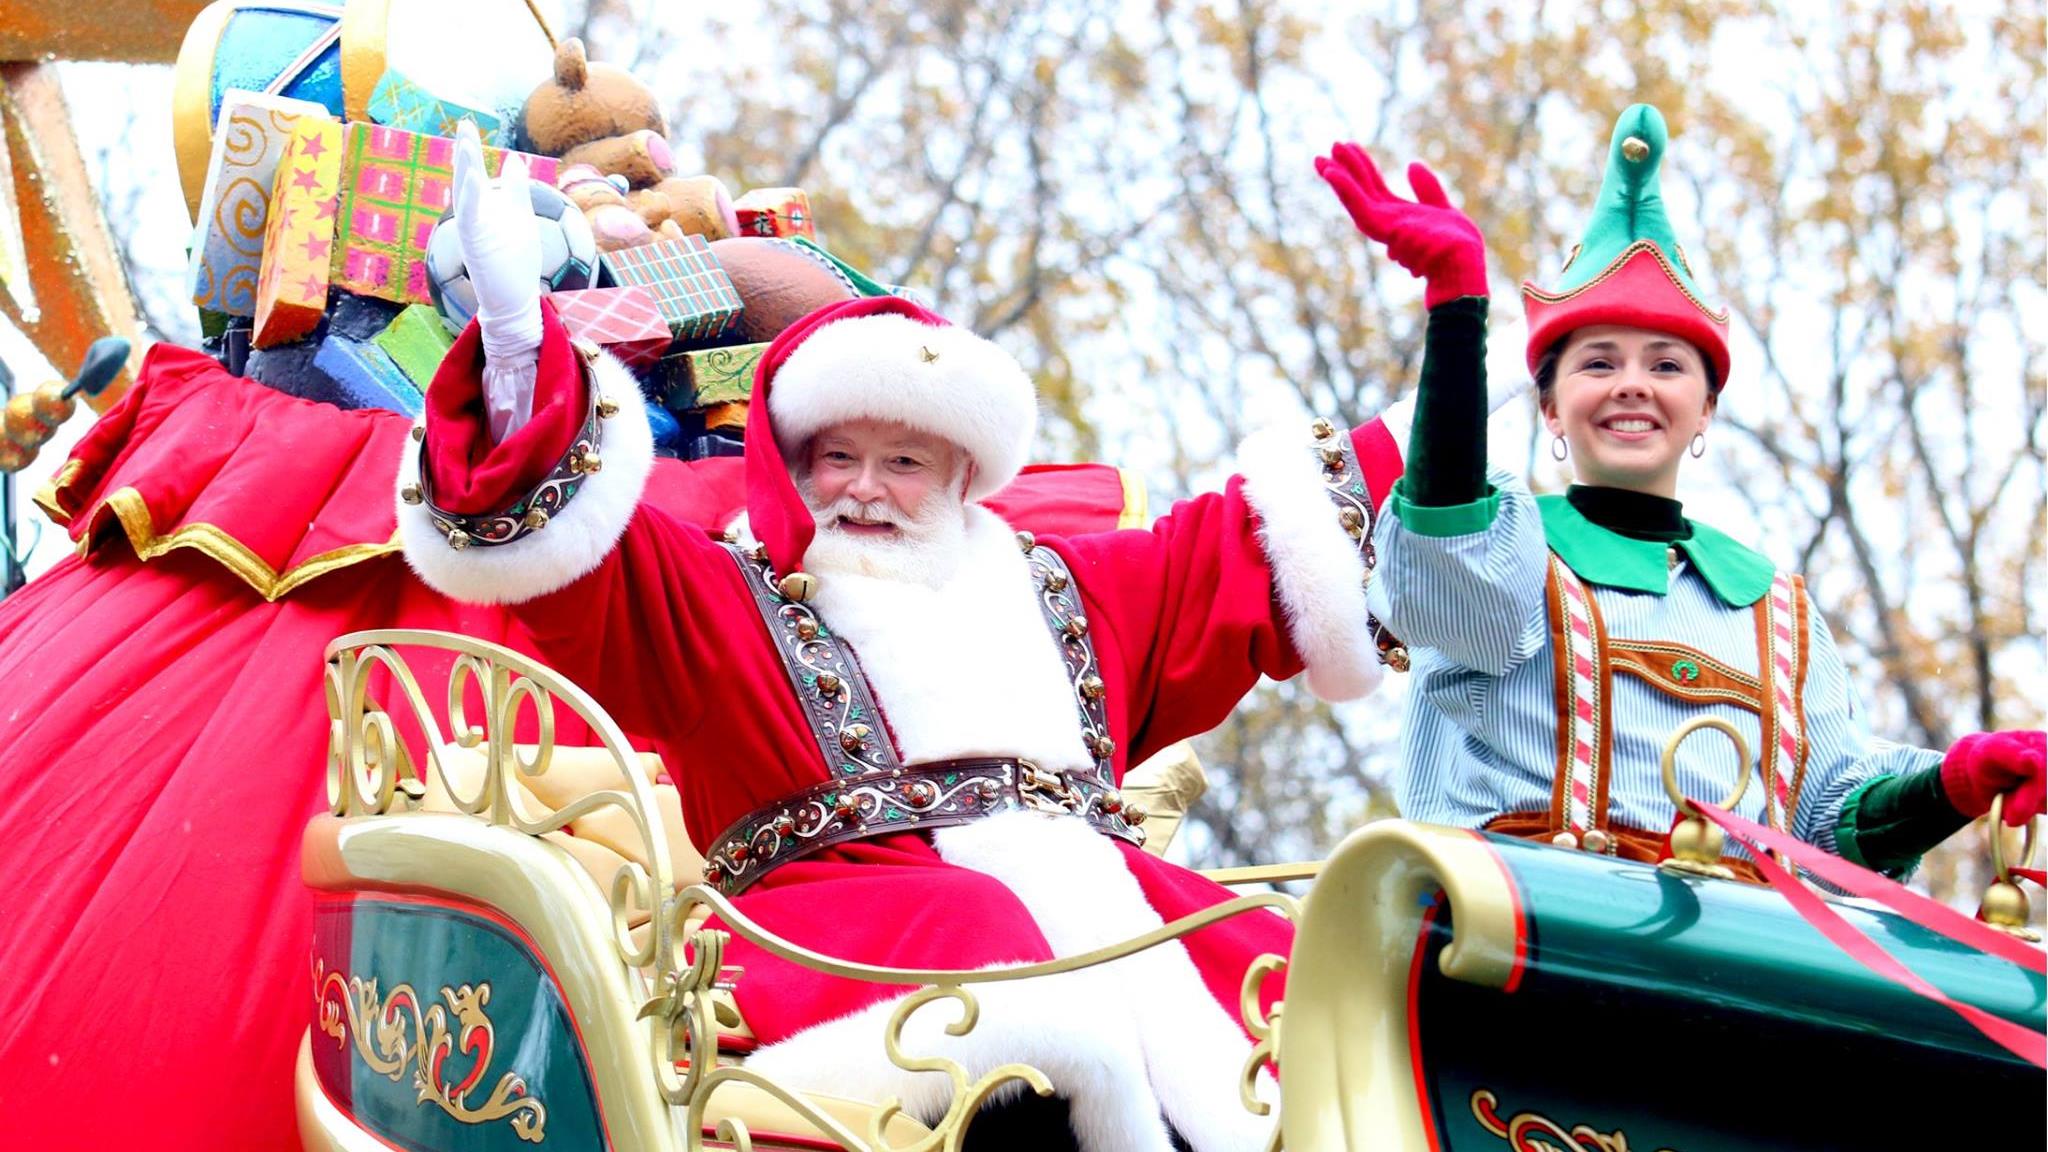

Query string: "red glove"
[[1941, 730, 2045, 826], [1316, 142, 1487, 308]]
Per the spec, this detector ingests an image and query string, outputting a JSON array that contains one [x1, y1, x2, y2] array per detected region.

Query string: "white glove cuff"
[[481, 352, 539, 443], [477, 294, 544, 364]]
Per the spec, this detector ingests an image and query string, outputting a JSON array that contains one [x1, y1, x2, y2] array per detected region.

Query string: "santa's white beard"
[[797, 475, 969, 588]]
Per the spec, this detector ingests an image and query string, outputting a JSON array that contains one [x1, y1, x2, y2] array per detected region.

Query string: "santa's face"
[[799, 419, 971, 584], [1542, 325, 1715, 499]]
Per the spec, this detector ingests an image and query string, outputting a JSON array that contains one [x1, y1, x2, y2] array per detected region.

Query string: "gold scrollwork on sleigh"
[[1471, 1089, 1676, 1152], [314, 957, 547, 1142], [325, 629, 1294, 1152]]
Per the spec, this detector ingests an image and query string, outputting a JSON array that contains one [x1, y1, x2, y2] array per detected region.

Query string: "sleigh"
[[300, 630, 2045, 1151]]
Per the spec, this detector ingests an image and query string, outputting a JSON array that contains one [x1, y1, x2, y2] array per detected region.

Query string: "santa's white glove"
[[451, 119, 543, 441]]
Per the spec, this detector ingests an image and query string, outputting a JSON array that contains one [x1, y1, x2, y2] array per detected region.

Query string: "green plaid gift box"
[[601, 235, 743, 341]]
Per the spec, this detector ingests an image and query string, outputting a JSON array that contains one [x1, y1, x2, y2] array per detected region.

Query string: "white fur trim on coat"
[[1235, 422, 1387, 702], [769, 312, 1037, 500], [396, 350, 654, 605]]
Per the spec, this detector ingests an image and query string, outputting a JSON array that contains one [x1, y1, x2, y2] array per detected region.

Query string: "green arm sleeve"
[[1401, 295, 1490, 508], [1834, 764, 1970, 878]]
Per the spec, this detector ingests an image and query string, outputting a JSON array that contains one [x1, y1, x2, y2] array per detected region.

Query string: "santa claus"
[[397, 122, 1506, 1151]]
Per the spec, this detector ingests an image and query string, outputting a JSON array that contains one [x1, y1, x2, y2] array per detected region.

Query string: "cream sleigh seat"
[[301, 629, 1225, 1152]]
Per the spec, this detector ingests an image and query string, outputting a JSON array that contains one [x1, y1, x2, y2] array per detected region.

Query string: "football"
[[425, 180, 600, 334]]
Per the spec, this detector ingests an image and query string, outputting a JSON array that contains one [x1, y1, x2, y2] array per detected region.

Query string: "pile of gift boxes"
[[187, 86, 888, 461]]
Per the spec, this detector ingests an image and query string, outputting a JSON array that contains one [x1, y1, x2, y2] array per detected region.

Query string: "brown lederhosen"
[[1497, 554, 1811, 883]]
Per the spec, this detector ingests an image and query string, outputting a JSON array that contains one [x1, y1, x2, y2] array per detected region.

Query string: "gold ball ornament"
[[1978, 879, 2032, 930], [1667, 815, 1726, 864]]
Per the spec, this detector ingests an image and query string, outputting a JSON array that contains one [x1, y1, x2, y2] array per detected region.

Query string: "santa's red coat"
[[396, 310, 1409, 1146]]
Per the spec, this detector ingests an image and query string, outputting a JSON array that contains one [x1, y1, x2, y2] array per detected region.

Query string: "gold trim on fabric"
[[76, 487, 397, 601], [1521, 239, 1731, 325], [1115, 466, 1149, 530], [31, 456, 83, 525]]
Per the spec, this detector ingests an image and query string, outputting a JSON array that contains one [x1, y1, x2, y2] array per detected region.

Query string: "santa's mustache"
[[815, 494, 905, 531]]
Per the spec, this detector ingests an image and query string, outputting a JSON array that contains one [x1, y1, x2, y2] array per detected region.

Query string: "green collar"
[[1537, 493, 1776, 606]]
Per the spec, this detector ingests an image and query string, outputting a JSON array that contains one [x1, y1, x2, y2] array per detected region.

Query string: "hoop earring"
[[1551, 435, 1569, 461], [1690, 432, 1706, 458]]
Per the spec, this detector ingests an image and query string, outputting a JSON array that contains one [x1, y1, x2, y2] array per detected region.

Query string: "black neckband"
[[1566, 485, 1692, 542]]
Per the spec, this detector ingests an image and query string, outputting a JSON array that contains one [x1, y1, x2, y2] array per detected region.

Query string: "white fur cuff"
[[1235, 423, 1385, 702], [396, 350, 654, 605]]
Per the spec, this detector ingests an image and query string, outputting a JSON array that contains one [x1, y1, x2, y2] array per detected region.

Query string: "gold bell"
[[1045, 570, 1069, 593], [1310, 417, 1335, 440], [795, 618, 820, 641], [1123, 802, 1148, 825], [596, 394, 621, 419], [1978, 880, 2036, 938], [1016, 530, 1036, 553], [571, 446, 603, 474], [816, 671, 842, 697], [840, 724, 871, 753], [411, 424, 426, 442], [1550, 830, 1579, 850], [1622, 136, 1650, 162], [447, 528, 471, 550], [1582, 828, 1611, 854], [522, 508, 550, 531], [400, 483, 424, 505], [1079, 674, 1106, 700], [1062, 615, 1089, 640], [778, 571, 819, 602], [1319, 445, 1346, 470], [1386, 646, 1411, 673]]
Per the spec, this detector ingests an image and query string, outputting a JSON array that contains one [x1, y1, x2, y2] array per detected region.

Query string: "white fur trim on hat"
[[768, 313, 1037, 500], [397, 349, 653, 605], [1235, 422, 1387, 702]]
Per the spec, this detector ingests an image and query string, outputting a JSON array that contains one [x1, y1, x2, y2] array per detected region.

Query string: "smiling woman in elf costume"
[[1321, 104, 2043, 878]]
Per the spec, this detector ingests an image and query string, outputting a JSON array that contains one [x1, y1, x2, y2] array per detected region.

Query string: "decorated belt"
[[702, 757, 1144, 894], [706, 538, 1146, 896]]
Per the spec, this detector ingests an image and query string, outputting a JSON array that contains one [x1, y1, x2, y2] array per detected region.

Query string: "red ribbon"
[[1690, 802, 2046, 1068], [2014, 867, 2047, 888]]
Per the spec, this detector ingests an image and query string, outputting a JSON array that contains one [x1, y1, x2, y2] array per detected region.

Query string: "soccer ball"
[[425, 180, 599, 335]]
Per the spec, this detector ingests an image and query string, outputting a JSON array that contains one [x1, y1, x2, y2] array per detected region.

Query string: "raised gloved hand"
[[1316, 143, 1487, 308], [452, 119, 543, 439], [1941, 730, 2045, 826]]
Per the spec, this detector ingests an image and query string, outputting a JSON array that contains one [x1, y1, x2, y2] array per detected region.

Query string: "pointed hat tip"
[[1609, 104, 1668, 177]]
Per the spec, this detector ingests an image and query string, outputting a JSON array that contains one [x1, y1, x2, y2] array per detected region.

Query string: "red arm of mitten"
[[1315, 143, 1487, 308], [1941, 730, 2046, 825]]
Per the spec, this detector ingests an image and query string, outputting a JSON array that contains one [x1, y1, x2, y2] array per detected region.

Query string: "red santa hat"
[[744, 295, 1039, 580]]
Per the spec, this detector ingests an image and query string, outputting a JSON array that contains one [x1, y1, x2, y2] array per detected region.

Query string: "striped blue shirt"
[[1367, 470, 1937, 852]]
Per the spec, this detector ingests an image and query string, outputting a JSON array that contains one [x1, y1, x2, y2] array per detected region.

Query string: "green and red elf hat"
[[1521, 104, 1732, 385]]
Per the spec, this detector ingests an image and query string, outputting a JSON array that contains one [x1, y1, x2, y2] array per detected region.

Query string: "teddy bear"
[[517, 38, 740, 242], [558, 164, 675, 252]]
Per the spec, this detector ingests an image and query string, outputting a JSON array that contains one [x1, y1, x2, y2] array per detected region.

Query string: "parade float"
[[0, 3, 2041, 1149]]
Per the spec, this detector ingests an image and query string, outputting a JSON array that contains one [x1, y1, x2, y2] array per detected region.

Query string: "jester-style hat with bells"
[[1521, 104, 1732, 385]]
